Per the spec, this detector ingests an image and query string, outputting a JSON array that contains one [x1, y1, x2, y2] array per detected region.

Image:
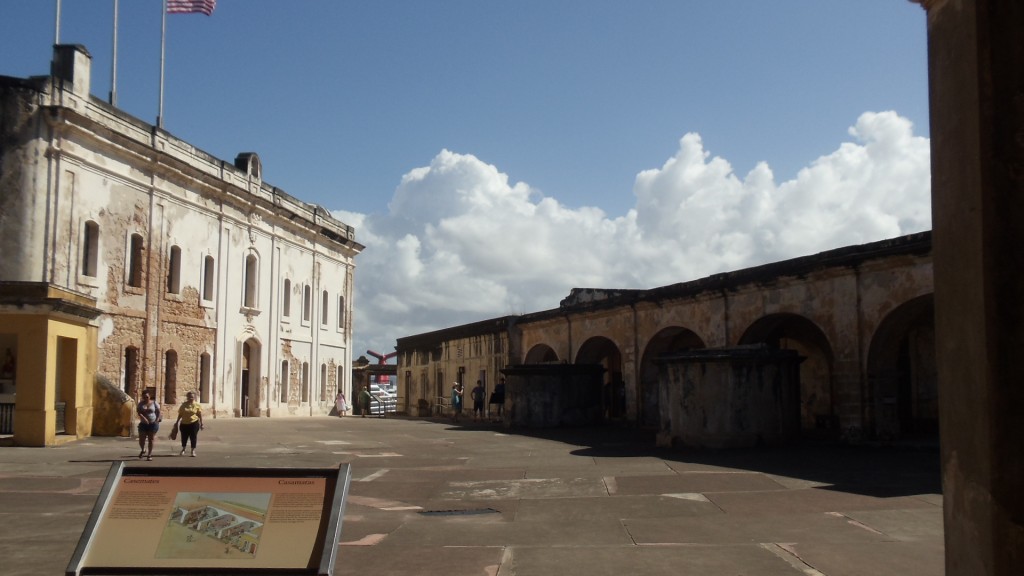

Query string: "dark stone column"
[[919, 1, 1024, 573]]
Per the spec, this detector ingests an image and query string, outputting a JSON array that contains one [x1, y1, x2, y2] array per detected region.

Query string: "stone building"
[[397, 316, 519, 417], [0, 45, 363, 446], [396, 232, 934, 444]]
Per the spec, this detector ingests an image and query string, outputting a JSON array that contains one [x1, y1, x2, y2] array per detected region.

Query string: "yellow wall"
[[1, 312, 96, 446]]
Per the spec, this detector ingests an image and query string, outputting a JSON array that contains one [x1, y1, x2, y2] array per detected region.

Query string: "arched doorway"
[[739, 314, 834, 438], [240, 339, 261, 417], [639, 327, 705, 428], [524, 343, 559, 363], [867, 294, 936, 441], [575, 336, 624, 419]]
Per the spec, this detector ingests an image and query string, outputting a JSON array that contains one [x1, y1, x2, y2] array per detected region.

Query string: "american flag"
[[167, 0, 216, 15]]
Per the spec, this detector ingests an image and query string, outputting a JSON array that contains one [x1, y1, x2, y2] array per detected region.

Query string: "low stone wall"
[[503, 364, 604, 428], [657, 346, 802, 449], [92, 376, 134, 437]]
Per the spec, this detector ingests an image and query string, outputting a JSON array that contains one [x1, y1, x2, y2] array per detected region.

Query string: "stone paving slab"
[[0, 490, 98, 514], [504, 544, 803, 576], [440, 476, 609, 500], [2, 508, 92, 576], [786, 540, 946, 576], [514, 494, 721, 522], [707, 487, 937, 516], [386, 517, 633, 548], [841, 507, 945, 541], [337, 544, 505, 576], [611, 470, 789, 495], [622, 510, 900, 545]]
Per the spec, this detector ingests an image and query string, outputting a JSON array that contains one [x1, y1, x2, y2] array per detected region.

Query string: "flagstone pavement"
[[0, 416, 943, 575]]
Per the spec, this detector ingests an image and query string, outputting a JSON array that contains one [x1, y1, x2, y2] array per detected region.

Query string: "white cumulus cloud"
[[335, 111, 931, 356]]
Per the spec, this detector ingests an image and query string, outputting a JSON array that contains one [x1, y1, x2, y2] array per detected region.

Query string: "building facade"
[[0, 45, 363, 446], [396, 316, 518, 417], [396, 232, 934, 443]]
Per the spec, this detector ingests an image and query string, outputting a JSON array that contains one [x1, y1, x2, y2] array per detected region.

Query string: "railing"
[[434, 396, 451, 416], [0, 402, 70, 436], [0, 402, 13, 434]]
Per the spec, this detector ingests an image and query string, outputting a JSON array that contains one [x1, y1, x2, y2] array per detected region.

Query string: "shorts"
[[138, 421, 160, 435]]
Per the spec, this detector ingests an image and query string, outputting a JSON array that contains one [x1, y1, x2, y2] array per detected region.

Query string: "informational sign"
[[66, 463, 351, 576]]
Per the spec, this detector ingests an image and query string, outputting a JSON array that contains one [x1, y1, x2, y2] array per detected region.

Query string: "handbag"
[[169, 421, 179, 440]]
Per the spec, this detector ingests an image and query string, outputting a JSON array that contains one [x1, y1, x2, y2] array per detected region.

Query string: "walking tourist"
[[174, 391, 204, 457], [335, 391, 348, 417], [136, 392, 160, 461], [359, 385, 373, 417]]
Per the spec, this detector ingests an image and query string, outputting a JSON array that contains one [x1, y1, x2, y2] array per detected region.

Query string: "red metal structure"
[[367, 350, 397, 387]]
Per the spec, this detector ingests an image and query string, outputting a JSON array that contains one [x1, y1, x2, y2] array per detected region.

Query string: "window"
[[337, 295, 345, 330], [202, 255, 215, 301], [167, 245, 181, 294], [282, 279, 292, 317], [243, 253, 258, 308], [337, 365, 345, 396], [280, 360, 289, 402], [302, 285, 312, 323], [164, 349, 178, 404], [321, 290, 329, 326], [128, 233, 144, 288], [123, 346, 140, 395], [199, 352, 211, 403], [320, 364, 328, 402], [82, 220, 99, 277], [301, 362, 310, 403]]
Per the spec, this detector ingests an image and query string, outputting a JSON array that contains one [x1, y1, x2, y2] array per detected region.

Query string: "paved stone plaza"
[[0, 417, 943, 576]]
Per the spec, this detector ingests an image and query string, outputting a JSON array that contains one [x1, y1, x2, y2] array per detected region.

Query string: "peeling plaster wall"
[[0, 81, 63, 282], [0, 46, 362, 423]]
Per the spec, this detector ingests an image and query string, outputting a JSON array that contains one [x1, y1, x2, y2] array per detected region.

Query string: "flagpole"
[[110, 0, 119, 105], [55, 0, 62, 44], [158, 0, 166, 128]]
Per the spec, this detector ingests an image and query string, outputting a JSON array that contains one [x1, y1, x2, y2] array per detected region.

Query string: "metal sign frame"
[[66, 463, 351, 576]]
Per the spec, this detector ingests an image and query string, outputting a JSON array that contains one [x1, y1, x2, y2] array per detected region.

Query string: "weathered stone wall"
[[0, 45, 362, 430], [657, 347, 802, 449], [503, 364, 604, 428], [402, 234, 934, 441]]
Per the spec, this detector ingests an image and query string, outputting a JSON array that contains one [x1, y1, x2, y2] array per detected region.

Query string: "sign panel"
[[66, 463, 351, 576]]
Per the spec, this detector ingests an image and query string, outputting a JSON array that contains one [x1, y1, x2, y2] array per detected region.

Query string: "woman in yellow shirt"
[[174, 391, 204, 457]]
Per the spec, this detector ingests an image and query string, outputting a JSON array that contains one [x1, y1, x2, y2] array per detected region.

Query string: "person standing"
[[358, 385, 373, 418], [471, 380, 485, 422], [174, 391, 204, 457], [136, 392, 160, 461], [490, 377, 506, 421], [451, 382, 464, 422], [335, 390, 348, 417]]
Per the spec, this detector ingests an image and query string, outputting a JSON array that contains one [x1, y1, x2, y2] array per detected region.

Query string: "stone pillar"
[[918, 1, 1024, 573]]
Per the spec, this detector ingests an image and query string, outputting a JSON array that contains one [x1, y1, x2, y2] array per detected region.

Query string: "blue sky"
[[1, 1, 932, 357]]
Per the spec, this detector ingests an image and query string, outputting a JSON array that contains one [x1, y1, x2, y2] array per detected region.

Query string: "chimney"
[[51, 44, 92, 99]]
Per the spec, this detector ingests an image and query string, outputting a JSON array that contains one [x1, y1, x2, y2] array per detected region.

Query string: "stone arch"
[[524, 343, 559, 364], [866, 294, 936, 441], [739, 313, 835, 437], [639, 327, 706, 428], [575, 336, 625, 419]]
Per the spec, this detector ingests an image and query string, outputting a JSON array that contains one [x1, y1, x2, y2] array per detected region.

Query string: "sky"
[[1, 1, 932, 360]]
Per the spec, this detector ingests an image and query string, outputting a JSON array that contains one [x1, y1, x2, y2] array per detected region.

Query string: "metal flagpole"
[[55, 0, 62, 44], [158, 0, 166, 128], [110, 0, 119, 105]]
